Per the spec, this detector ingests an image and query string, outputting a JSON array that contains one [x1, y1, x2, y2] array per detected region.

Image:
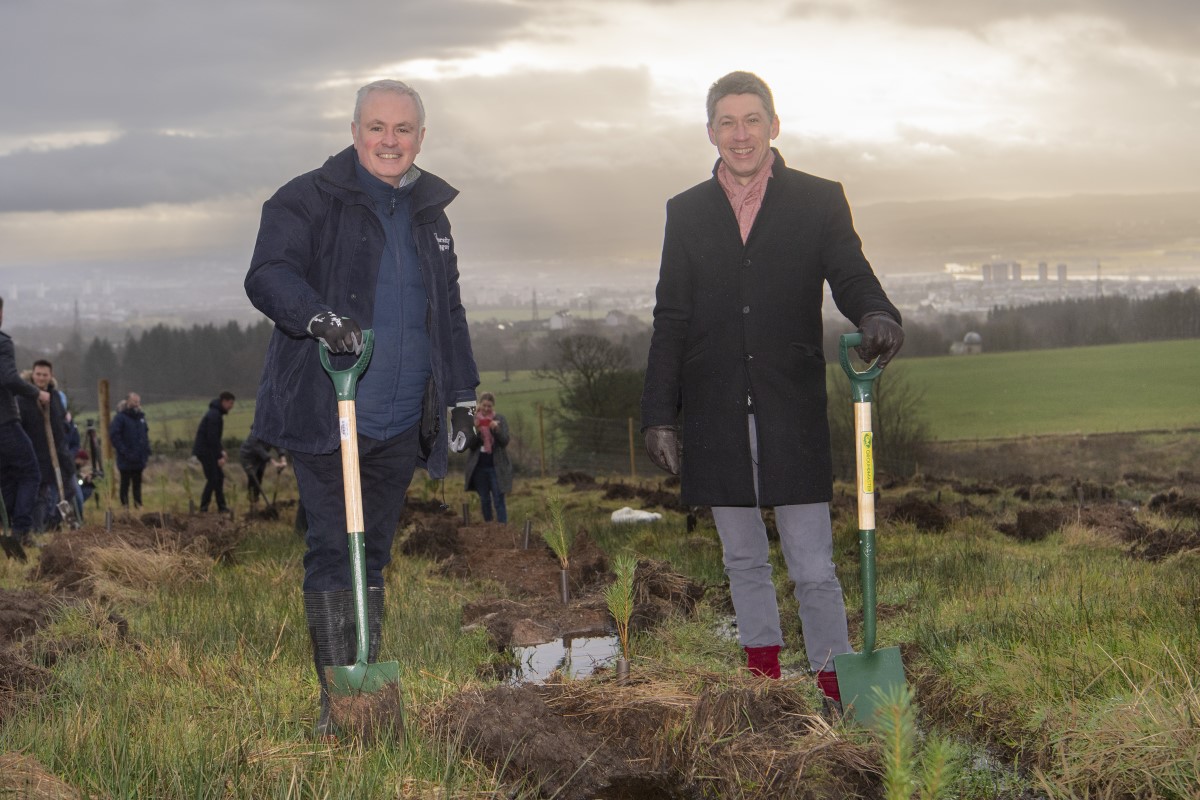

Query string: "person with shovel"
[[0, 298, 49, 551], [245, 79, 479, 738], [238, 433, 286, 507], [641, 72, 904, 709], [16, 360, 76, 532]]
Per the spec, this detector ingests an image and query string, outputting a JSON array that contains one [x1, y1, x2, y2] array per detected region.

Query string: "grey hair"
[[706, 71, 776, 125], [354, 79, 426, 128]]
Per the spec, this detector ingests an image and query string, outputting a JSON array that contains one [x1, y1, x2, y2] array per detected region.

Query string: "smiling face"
[[707, 93, 780, 186], [352, 89, 425, 187]]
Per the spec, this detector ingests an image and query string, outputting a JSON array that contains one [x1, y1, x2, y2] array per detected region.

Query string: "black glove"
[[857, 312, 904, 370], [449, 403, 476, 453], [308, 312, 363, 355], [644, 425, 681, 475]]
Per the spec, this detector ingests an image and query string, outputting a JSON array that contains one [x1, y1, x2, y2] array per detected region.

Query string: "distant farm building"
[[950, 331, 983, 355]]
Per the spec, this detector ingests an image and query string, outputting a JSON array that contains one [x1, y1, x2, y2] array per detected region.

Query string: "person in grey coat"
[[463, 392, 511, 523], [641, 72, 904, 706]]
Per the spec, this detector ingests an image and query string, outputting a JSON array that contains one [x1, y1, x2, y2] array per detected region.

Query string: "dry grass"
[[543, 669, 879, 797], [0, 752, 83, 800], [84, 538, 212, 602]]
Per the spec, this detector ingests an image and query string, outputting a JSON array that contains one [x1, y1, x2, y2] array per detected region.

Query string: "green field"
[[129, 338, 1200, 449], [891, 338, 1200, 441]]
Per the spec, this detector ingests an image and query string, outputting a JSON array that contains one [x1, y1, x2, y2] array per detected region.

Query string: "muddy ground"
[[3, 471, 1199, 798]]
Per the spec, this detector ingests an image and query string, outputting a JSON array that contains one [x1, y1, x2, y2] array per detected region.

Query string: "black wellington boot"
[[304, 590, 355, 738], [367, 586, 385, 663]]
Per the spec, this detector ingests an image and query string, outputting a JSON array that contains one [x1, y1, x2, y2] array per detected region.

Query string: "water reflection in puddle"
[[509, 634, 621, 684]]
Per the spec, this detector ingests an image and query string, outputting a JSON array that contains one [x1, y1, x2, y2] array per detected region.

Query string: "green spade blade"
[[834, 646, 906, 727]]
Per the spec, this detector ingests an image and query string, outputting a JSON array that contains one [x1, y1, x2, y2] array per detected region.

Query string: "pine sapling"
[[604, 554, 638, 662], [541, 495, 573, 571]]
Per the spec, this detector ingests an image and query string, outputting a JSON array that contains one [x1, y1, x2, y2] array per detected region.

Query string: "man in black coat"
[[192, 392, 235, 513], [641, 72, 904, 705]]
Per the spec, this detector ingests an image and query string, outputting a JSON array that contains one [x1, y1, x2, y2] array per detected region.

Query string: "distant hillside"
[[854, 191, 1200, 273]]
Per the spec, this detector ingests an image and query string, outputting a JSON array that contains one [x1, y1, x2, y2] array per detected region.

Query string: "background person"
[[193, 391, 234, 513], [109, 391, 151, 508], [16, 360, 75, 532], [244, 79, 479, 737], [463, 391, 511, 523], [640, 72, 904, 707], [0, 298, 45, 546], [239, 433, 287, 505]]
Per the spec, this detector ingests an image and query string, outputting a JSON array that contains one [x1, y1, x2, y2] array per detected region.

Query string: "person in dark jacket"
[[192, 392, 235, 513], [244, 79, 479, 738], [109, 391, 151, 507], [16, 360, 75, 532], [0, 299, 46, 548], [641, 72, 904, 706], [463, 392, 511, 523], [239, 433, 286, 505]]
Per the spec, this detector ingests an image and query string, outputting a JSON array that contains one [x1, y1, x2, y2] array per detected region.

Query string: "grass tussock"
[[0, 752, 81, 800], [84, 538, 212, 602]]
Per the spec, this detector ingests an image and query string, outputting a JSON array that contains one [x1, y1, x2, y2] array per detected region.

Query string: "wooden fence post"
[[628, 417, 636, 480], [98, 379, 114, 498], [538, 403, 546, 479]]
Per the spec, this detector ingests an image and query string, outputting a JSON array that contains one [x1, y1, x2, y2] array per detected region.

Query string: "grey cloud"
[[0, 129, 347, 213], [818, 0, 1200, 52], [0, 0, 531, 136]]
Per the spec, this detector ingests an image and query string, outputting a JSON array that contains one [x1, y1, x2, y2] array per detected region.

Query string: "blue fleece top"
[[353, 162, 432, 439]]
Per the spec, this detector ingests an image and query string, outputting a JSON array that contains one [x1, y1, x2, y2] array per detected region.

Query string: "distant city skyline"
[[2, 0, 1198, 309]]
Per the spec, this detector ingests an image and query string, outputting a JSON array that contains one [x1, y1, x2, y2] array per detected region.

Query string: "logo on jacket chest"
[[437, 235, 451, 252]]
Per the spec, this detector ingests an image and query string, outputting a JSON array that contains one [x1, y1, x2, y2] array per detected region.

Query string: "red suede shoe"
[[816, 669, 841, 702], [744, 645, 781, 679]]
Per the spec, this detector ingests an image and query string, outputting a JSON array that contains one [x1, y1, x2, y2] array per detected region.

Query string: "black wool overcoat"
[[641, 150, 900, 507]]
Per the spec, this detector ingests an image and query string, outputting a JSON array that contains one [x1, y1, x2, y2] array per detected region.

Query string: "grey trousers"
[[711, 415, 852, 672]]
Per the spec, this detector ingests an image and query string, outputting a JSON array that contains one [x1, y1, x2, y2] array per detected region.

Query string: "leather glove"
[[857, 312, 904, 370], [644, 425, 681, 475], [448, 402, 476, 452], [308, 312, 363, 355]]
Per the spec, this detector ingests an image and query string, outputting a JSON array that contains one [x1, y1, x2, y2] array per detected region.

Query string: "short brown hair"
[[706, 71, 776, 125]]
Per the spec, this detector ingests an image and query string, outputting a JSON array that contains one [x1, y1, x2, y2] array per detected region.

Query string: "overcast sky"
[[2, 0, 1197, 285]]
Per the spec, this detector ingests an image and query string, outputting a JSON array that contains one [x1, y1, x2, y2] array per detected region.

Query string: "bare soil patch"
[[402, 514, 704, 650]]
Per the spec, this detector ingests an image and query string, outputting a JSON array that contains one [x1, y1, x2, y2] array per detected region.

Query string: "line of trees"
[[882, 287, 1200, 357], [36, 320, 274, 410], [31, 288, 1200, 414]]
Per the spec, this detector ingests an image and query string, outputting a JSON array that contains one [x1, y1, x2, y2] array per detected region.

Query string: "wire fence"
[[124, 404, 918, 484]]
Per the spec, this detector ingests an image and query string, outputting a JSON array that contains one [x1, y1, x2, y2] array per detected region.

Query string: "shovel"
[[833, 332, 906, 727], [42, 405, 80, 530], [318, 330, 402, 698]]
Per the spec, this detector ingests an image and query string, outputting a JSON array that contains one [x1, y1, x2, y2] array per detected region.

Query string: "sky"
[[2, 0, 1198, 290]]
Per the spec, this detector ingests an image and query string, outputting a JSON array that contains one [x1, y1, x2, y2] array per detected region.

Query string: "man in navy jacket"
[[245, 79, 479, 738], [109, 392, 151, 508]]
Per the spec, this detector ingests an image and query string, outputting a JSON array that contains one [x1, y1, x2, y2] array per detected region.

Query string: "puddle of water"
[[508, 634, 621, 684]]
